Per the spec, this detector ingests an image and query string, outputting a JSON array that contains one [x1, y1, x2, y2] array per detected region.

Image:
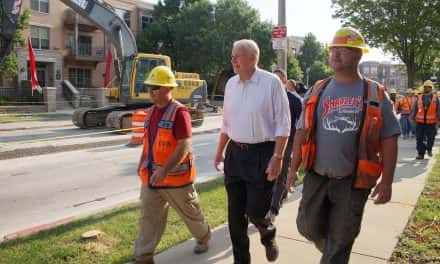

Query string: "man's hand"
[[371, 180, 392, 204], [150, 167, 168, 185], [214, 152, 225, 172], [286, 170, 299, 193], [266, 156, 283, 181]]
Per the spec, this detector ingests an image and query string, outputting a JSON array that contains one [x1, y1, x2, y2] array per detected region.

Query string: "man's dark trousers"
[[297, 170, 370, 264], [270, 137, 293, 214], [416, 123, 437, 156], [224, 140, 276, 264]]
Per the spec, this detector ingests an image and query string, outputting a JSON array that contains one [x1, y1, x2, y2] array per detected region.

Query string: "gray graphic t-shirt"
[[297, 79, 401, 178]]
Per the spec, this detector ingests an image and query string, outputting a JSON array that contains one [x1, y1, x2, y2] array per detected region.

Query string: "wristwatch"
[[272, 153, 283, 160]]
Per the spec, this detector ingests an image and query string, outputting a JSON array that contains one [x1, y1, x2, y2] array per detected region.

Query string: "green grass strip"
[[390, 153, 440, 263], [0, 173, 304, 264], [0, 113, 71, 123]]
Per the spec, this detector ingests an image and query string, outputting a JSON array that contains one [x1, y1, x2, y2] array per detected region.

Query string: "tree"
[[0, 8, 30, 80], [297, 33, 323, 75], [287, 51, 303, 81], [332, 0, 440, 87], [309, 61, 332, 86]]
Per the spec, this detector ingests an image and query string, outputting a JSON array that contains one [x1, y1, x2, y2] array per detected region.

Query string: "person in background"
[[389, 88, 397, 104], [395, 89, 415, 139], [272, 70, 303, 216], [214, 39, 290, 263], [411, 80, 439, 159]]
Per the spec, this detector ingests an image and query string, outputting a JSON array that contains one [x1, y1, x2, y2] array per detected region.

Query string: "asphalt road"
[[0, 132, 221, 239]]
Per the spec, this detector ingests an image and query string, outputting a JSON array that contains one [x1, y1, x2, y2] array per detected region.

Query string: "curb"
[[0, 128, 220, 160]]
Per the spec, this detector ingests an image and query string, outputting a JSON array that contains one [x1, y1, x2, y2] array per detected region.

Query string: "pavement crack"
[[73, 197, 106, 207]]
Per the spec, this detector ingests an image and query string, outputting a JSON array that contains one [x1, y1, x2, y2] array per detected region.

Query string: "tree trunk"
[[210, 69, 223, 101], [406, 62, 416, 88]]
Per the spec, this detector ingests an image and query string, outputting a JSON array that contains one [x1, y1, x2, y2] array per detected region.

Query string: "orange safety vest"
[[301, 78, 384, 189], [395, 96, 413, 115], [138, 100, 196, 188], [415, 95, 438, 124]]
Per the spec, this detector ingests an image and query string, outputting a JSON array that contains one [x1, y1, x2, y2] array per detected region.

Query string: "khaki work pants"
[[134, 184, 210, 263]]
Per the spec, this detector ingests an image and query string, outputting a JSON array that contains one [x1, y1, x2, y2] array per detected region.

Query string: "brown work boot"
[[193, 240, 209, 254], [264, 240, 279, 262]]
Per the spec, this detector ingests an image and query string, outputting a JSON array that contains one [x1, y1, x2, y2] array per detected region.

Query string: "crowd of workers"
[[131, 26, 438, 264]]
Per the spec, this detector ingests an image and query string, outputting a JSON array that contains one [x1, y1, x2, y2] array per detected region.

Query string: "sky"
[[142, 0, 396, 62]]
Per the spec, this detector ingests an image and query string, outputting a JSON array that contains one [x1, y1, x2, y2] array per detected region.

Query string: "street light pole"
[[277, 0, 286, 72]]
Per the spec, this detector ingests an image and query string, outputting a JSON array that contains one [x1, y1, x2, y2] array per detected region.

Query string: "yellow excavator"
[[0, 0, 208, 129]]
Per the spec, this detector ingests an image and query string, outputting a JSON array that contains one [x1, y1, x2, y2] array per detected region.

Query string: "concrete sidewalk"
[[151, 136, 439, 264]]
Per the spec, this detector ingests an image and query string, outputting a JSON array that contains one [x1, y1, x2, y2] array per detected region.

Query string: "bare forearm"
[[381, 136, 398, 185], [162, 138, 191, 173], [216, 133, 230, 156], [273, 136, 288, 157], [291, 129, 306, 172]]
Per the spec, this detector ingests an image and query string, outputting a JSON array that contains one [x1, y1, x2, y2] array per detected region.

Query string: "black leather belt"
[[230, 140, 273, 150]]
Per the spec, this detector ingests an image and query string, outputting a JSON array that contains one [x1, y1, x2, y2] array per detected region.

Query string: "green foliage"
[[308, 60, 332, 86], [0, 52, 18, 80], [0, 8, 30, 80], [287, 51, 303, 81], [332, 0, 440, 87], [137, 0, 276, 94]]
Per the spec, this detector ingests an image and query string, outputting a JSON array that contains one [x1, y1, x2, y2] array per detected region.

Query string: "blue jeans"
[[400, 114, 411, 136]]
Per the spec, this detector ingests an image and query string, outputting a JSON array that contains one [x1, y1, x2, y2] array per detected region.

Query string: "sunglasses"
[[147, 85, 161, 91]]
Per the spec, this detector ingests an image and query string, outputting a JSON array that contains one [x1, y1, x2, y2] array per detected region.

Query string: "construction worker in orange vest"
[[411, 80, 439, 159], [134, 66, 211, 264], [285, 27, 401, 264], [395, 88, 415, 139]]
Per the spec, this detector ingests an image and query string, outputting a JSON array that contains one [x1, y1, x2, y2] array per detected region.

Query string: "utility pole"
[[277, 0, 286, 72]]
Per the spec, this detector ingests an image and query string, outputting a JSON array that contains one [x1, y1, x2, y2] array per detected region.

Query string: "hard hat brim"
[[144, 81, 178, 87], [327, 44, 368, 54]]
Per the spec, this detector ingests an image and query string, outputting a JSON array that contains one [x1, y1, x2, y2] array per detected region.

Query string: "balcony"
[[66, 45, 105, 62], [64, 9, 99, 32]]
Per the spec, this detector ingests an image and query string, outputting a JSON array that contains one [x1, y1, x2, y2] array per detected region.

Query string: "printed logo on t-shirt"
[[322, 96, 363, 133]]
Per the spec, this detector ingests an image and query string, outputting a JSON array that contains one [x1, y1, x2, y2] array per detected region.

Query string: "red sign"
[[272, 25, 287, 39]]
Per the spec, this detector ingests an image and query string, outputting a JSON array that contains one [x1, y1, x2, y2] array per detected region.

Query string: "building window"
[[371, 66, 377, 74], [69, 68, 92, 88], [31, 26, 49, 49], [115, 8, 131, 28], [31, 0, 49, 13], [78, 35, 92, 56], [141, 14, 153, 30]]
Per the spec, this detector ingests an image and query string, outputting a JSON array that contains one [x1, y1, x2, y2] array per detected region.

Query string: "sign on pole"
[[272, 25, 287, 50]]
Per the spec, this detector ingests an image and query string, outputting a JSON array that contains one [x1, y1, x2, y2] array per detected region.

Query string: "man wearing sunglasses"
[[286, 27, 400, 264], [134, 66, 211, 264]]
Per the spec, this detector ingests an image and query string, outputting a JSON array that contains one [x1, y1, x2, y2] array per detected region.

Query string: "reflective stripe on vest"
[[138, 100, 195, 188], [396, 97, 412, 115], [301, 78, 384, 189], [415, 95, 438, 124]]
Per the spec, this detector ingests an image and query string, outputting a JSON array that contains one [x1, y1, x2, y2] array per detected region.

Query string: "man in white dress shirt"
[[214, 39, 291, 263]]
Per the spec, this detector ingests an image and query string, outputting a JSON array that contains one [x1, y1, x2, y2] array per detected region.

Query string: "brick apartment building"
[[1, 0, 154, 99], [360, 61, 408, 91]]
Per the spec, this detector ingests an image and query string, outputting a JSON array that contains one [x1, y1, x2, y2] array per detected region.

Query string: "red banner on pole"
[[27, 37, 40, 96], [104, 48, 113, 88], [272, 25, 287, 39]]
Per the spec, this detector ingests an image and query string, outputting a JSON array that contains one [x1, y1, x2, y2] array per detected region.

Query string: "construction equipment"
[[61, 0, 208, 129], [0, 0, 207, 128]]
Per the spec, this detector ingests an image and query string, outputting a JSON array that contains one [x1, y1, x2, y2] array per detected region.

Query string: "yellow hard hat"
[[423, 80, 434, 88], [389, 88, 397, 94], [406, 88, 413, 93], [144, 66, 178, 87], [327, 27, 368, 54]]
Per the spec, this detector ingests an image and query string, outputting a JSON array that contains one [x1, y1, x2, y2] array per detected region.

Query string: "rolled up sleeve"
[[273, 79, 291, 137]]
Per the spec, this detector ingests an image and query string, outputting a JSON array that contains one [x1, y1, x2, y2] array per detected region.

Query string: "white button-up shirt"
[[221, 68, 291, 143]]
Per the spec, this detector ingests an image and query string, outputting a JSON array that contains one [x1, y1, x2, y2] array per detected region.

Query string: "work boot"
[[193, 240, 209, 254], [416, 155, 424, 160], [427, 150, 433, 157], [264, 240, 279, 262]]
